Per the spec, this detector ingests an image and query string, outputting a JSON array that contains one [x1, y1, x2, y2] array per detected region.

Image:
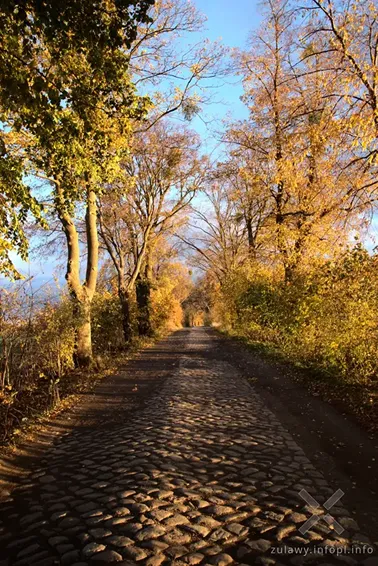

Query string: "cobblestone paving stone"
[[0, 329, 376, 566]]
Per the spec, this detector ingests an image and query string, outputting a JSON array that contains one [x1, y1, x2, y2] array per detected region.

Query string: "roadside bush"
[[151, 262, 191, 332], [0, 285, 75, 442], [91, 291, 125, 353], [217, 246, 378, 385], [0, 269, 189, 444], [0, 288, 75, 389], [151, 275, 184, 331]]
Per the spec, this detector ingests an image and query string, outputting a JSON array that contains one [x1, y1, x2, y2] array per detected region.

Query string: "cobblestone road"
[[0, 329, 376, 566]]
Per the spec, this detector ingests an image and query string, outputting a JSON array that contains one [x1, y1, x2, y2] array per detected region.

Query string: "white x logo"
[[298, 488, 345, 535]]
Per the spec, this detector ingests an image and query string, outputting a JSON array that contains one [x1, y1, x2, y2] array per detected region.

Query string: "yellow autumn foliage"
[[212, 245, 378, 385]]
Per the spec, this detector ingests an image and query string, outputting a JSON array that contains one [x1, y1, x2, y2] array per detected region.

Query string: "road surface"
[[0, 328, 377, 565]]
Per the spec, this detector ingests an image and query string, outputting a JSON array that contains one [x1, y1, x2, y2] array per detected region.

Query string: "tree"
[[0, 0, 154, 277], [98, 120, 203, 342], [182, 274, 215, 326], [91, 0, 225, 342], [304, 0, 378, 194], [0, 130, 44, 279], [128, 0, 227, 124], [0, 0, 154, 366], [212, 155, 271, 261], [180, 181, 248, 285], [147, 238, 193, 330], [232, 0, 365, 281]]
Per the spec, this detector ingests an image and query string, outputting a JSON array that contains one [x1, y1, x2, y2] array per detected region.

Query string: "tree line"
[[0, 0, 222, 371], [186, 0, 378, 283], [183, 0, 378, 425], [1, 0, 378, 424]]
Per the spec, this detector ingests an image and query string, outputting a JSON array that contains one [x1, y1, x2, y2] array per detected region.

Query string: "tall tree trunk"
[[74, 297, 92, 367], [136, 275, 152, 336], [58, 184, 98, 367], [119, 287, 133, 343], [136, 250, 153, 336], [98, 206, 155, 345], [245, 215, 257, 259]]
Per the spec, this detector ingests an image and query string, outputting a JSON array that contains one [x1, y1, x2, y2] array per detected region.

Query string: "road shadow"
[[0, 328, 375, 565]]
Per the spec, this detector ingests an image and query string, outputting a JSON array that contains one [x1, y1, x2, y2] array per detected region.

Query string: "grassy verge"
[[219, 327, 378, 438]]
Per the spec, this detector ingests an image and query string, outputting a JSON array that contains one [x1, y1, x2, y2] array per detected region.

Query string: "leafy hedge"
[[217, 245, 378, 385]]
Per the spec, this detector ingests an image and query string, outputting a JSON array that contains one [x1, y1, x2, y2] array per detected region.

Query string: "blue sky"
[[197, 0, 260, 43], [189, 0, 262, 152], [8, 0, 263, 285]]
